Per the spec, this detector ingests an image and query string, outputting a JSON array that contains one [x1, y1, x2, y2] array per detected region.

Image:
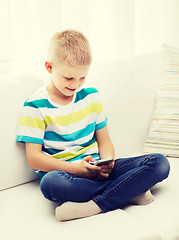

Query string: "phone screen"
[[95, 159, 113, 166]]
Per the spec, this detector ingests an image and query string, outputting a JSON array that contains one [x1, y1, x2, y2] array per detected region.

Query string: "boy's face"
[[47, 62, 90, 98]]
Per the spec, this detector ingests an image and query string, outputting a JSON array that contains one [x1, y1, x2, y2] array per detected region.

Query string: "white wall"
[[0, 0, 179, 77], [60, 0, 179, 61], [88, 0, 135, 62], [135, 0, 179, 55]]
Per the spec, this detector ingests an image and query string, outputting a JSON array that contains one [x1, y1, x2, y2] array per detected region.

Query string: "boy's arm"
[[95, 125, 115, 160], [25, 142, 100, 179], [95, 126, 115, 178]]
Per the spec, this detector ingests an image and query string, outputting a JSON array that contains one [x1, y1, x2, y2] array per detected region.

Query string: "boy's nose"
[[71, 79, 80, 88]]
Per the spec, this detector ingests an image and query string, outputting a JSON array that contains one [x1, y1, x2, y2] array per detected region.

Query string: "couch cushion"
[[1, 158, 178, 239], [1, 180, 161, 240], [126, 157, 179, 240], [0, 74, 44, 190]]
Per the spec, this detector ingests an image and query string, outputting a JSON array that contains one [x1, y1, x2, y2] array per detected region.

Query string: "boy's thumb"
[[83, 155, 93, 162]]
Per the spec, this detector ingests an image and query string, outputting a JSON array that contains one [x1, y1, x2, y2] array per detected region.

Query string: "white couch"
[[1, 52, 179, 240]]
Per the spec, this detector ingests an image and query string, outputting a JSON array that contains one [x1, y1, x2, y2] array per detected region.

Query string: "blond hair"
[[47, 30, 92, 66]]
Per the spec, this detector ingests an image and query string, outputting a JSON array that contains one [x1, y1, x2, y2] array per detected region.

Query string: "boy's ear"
[[45, 62, 52, 73]]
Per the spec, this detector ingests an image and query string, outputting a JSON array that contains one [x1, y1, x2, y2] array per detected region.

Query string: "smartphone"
[[94, 158, 113, 166]]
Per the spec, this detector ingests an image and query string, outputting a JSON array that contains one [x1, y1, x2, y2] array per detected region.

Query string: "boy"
[[16, 30, 170, 221]]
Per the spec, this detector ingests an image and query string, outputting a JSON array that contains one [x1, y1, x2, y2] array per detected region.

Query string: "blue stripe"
[[42, 146, 64, 155], [80, 135, 96, 147], [75, 88, 98, 103], [24, 99, 57, 109], [96, 118, 107, 131], [16, 135, 43, 144], [66, 153, 100, 162], [44, 122, 96, 142], [42, 136, 96, 155]]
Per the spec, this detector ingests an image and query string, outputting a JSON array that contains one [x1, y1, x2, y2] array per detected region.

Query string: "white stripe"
[[28, 86, 47, 101], [45, 112, 97, 134], [41, 91, 100, 118], [48, 144, 98, 160], [44, 132, 95, 150], [21, 106, 44, 120], [17, 126, 44, 139]]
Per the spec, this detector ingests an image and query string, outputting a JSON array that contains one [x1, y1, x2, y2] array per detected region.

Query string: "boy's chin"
[[64, 92, 75, 97]]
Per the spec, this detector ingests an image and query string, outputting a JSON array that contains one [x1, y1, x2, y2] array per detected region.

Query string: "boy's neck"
[[46, 82, 74, 106]]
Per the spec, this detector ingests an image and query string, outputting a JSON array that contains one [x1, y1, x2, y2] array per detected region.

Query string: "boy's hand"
[[77, 156, 101, 179], [98, 160, 115, 179]]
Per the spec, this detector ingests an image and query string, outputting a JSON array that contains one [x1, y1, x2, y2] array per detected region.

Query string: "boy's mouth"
[[66, 87, 76, 92]]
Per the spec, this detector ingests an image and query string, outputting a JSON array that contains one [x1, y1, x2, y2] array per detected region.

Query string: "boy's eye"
[[65, 77, 73, 80]]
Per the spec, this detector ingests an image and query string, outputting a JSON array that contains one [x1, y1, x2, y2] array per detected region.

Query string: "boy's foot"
[[56, 200, 102, 221], [129, 190, 155, 205]]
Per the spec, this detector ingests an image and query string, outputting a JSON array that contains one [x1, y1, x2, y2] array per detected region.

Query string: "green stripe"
[[19, 116, 46, 129], [53, 141, 98, 159], [44, 102, 103, 126], [19, 102, 103, 129]]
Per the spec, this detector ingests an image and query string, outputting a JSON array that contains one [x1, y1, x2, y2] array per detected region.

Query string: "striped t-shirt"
[[16, 86, 107, 164]]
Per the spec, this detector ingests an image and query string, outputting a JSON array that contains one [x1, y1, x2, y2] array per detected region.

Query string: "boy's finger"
[[83, 155, 92, 161], [100, 160, 114, 169], [87, 163, 101, 171], [99, 172, 109, 178]]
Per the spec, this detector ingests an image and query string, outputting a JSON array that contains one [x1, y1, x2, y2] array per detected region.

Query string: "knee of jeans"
[[40, 171, 54, 201], [40, 170, 73, 203], [152, 153, 170, 180], [40, 171, 64, 202]]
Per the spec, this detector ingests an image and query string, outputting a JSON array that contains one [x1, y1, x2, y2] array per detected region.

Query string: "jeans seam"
[[93, 165, 148, 212], [104, 166, 147, 198], [104, 156, 156, 198], [116, 155, 155, 170], [93, 160, 157, 212], [94, 156, 159, 212]]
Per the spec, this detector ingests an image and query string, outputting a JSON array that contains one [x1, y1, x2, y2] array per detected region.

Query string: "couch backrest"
[[0, 74, 44, 190], [86, 52, 162, 157], [0, 52, 162, 190]]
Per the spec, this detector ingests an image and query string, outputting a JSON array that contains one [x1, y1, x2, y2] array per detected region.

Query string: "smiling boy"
[[16, 30, 170, 221]]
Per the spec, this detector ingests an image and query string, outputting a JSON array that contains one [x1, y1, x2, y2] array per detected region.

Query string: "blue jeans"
[[40, 153, 170, 213]]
